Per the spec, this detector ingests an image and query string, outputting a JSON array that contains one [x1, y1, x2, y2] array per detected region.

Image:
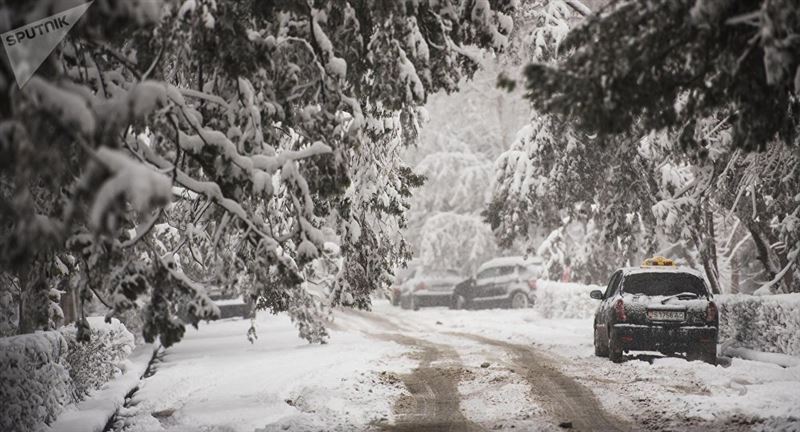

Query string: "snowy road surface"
[[115, 301, 800, 432]]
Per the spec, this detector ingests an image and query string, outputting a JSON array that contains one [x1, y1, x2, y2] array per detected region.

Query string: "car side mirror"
[[589, 290, 603, 300]]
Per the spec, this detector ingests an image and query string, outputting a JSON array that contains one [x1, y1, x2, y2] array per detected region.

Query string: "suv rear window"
[[622, 273, 708, 297], [497, 266, 515, 276]]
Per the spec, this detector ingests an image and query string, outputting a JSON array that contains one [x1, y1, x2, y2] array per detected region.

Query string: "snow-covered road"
[[115, 301, 800, 432]]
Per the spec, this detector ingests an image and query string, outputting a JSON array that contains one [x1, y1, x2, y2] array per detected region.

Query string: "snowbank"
[[118, 311, 412, 432], [533, 280, 600, 319], [720, 346, 800, 368], [717, 293, 800, 357], [0, 331, 72, 432], [48, 343, 157, 432]]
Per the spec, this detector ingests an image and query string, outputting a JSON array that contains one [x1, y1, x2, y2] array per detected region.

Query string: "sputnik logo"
[[2, 1, 94, 88]]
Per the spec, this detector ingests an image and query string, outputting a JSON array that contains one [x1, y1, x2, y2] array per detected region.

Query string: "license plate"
[[648, 310, 685, 321]]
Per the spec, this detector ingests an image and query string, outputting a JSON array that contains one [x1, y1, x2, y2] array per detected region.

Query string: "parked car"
[[399, 268, 462, 310], [589, 256, 718, 364], [451, 256, 543, 310]]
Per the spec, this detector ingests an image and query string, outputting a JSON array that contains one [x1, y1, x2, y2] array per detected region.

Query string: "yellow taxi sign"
[[641, 256, 676, 267]]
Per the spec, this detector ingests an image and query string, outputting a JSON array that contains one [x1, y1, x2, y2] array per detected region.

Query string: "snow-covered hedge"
[[533, 280, 600, 319], [0, 319, 137, 432], [0, 331, 72, 432], [60, 318, 136, 400], [717, 293, 800, 357]]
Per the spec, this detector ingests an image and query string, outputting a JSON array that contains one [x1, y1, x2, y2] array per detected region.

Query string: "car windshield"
[[622, 273, 708, 297]]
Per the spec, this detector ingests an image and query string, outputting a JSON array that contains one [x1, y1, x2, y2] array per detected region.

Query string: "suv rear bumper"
[[612, 324, 717, 353], [411, 292, 452, 307]]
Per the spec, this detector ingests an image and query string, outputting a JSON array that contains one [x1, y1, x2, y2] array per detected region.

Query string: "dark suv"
[[451, 256, 542, 310], [590, 257, 718, 364]]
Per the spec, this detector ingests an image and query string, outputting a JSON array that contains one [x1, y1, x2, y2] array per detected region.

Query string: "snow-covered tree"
[[0, 0, 517, 344], [418, 212, 497, 275], [414, 151, 493, 215], [513, 0, 800, 292], [486, 114, 660, 283], [523, 0, 800, 152], [402, 1, 586, 274]]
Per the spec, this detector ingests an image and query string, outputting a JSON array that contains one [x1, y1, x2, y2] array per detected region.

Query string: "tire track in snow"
[[451, 332, 630, 432], [335, 308, 483, 431], [373, 333, 484, 432]]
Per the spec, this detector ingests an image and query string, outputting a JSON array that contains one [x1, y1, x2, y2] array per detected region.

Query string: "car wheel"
[[510, 291, 528, 309], [608, 329, 624, 363], [411, 296, 420, 311], [450, 294, 466, 310], [594, 328, 609, 357]]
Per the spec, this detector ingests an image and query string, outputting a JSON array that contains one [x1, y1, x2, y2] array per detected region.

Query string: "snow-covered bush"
[[533, 280, 599, 319], [60, 317, 135, 401], [0, 287, 18, 337], [717, 294, 800, 357], [0, 331, 71, 432]]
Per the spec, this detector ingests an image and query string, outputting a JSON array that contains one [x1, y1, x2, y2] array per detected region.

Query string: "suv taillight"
[[706, 302, 718, 323], [414, 282, 427, 292], [527, 279, 538, 290], [614, 299, 627, 322]]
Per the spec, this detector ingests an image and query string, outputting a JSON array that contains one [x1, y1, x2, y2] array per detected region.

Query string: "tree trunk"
[[690, 206, 721, 294], [747, 223, 775, 277], [730, 254, 740, 294], [745, 222, 794, 292], [704, 212, 721, 293], [17, 259, 51, 334], [699, 249, 722, 294], [705, 210, 720, 278], [60, 282, 78, 325]]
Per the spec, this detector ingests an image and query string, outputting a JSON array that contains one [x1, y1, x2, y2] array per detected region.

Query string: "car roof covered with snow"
[[477, 256, 543, 273], [620, 266, 705, 279], [406, 268, 462, 286]]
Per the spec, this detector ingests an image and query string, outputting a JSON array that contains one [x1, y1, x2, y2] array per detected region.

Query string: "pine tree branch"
[[121, 210, 162, 249], [564, 0, 591, 16]]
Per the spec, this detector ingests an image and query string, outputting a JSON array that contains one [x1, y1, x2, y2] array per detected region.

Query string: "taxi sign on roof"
[[641, 256, 676, 268]]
